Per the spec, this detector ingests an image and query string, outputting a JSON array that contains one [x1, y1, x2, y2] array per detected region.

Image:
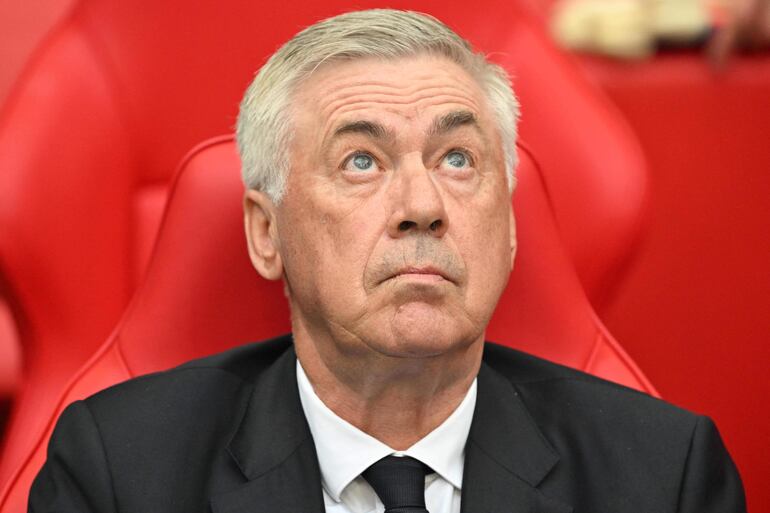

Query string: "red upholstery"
[[0, 0, 74, 107], [0, 0, 647, 488], [576, 52, 770, 513], [0, 299, 21, 401], [0, 136, 656, 512]]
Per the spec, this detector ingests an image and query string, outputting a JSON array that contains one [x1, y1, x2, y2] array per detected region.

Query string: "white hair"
[[236, 9, 520, 202]]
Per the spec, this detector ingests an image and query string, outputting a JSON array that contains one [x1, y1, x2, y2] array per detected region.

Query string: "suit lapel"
[[210, 340, 572, 513], [461, 361, 572, 513], [211, 343, 325, 513]]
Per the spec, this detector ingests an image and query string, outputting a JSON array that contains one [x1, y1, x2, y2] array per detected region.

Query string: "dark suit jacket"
[[29, 335, 745, 513]]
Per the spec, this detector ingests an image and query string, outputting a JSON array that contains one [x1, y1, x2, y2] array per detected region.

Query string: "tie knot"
[[362, 456, 431, 513]]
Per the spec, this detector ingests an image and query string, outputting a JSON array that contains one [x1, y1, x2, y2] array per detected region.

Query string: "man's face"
[[250, 55, 516, 362]]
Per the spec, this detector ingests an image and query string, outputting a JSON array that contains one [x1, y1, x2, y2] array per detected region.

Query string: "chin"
[[383, 302, 480, 358]]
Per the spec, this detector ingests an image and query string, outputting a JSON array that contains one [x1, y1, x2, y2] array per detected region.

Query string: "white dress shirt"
[[296, 360, 477, 513]]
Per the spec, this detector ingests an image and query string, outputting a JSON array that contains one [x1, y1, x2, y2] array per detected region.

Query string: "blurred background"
[[0, 0, 768, 510]]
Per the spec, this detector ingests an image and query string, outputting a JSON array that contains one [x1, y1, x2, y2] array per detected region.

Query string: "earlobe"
[[243, 189, 284, 281]]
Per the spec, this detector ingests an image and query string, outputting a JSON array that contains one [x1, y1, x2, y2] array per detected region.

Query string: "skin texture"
[[244, 55, 516, 449]]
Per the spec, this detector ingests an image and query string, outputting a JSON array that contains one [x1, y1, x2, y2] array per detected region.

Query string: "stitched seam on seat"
[[112, 338, 134, 381], [581, 329, 604, 373], [77, 6, 140, 169], [0, 2, 80, 127], [587, 309, 658, 396], [0, 337, 130, 506]]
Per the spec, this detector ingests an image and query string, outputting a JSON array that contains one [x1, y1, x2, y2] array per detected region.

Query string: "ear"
[[509, 207, 518, 269], [243, 189, 283, 281]]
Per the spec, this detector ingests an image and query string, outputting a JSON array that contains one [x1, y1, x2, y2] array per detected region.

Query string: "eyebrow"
[[329, 109, 480, 143], [428, 110, 480, 136], [332, 120, 395, 141]]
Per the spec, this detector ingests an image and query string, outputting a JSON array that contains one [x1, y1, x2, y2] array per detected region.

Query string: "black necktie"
[[361, 455, 431, 513]]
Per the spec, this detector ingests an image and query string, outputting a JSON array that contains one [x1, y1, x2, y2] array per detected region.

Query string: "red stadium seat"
[[0, 0, 647, 490], [0, 136, 656, 512]]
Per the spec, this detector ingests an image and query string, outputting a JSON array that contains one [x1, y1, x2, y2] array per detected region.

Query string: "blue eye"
[[444, 151, 470, 169], [345, 153, 377, 172]]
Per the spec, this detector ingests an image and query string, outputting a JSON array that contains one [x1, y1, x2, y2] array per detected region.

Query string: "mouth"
[[389, 266, 453, 284]]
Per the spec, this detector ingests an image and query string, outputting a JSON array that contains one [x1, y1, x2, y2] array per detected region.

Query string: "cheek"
[[453, 200, 513, 314], [279, 196, 383, 315]]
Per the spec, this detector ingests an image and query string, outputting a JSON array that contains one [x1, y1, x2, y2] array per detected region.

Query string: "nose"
[[386, 161, 449, 239]]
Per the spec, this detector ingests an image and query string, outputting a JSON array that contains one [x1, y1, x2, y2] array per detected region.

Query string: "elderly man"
[[29, 9, 744, 513]]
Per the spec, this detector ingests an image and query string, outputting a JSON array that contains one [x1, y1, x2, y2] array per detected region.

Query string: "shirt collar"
[[296, 359, 477, 502]]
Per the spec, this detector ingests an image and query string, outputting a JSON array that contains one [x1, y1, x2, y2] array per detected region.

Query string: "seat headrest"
[[115, 136, 651, 392]]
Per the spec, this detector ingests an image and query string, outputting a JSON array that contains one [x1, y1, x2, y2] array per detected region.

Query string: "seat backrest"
[[0, 136, 655, 512], [0, 0, 647, 488]]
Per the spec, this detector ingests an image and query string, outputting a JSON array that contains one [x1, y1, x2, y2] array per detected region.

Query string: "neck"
[[293, 322, 483, 450]]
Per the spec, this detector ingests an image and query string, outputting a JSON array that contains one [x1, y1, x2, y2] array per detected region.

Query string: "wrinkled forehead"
[[290, 54, 496, 140]]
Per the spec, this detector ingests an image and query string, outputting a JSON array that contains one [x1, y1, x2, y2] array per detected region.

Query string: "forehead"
[[291, 55, 492, 136]]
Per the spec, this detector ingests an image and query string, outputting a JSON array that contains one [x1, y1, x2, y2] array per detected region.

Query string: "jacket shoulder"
[[483, 341, 698, 437], [483, 341, 648, 389], [33, 336, 295, 511], [81, 334, 293, 437], [482, 342, 745, 512]]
